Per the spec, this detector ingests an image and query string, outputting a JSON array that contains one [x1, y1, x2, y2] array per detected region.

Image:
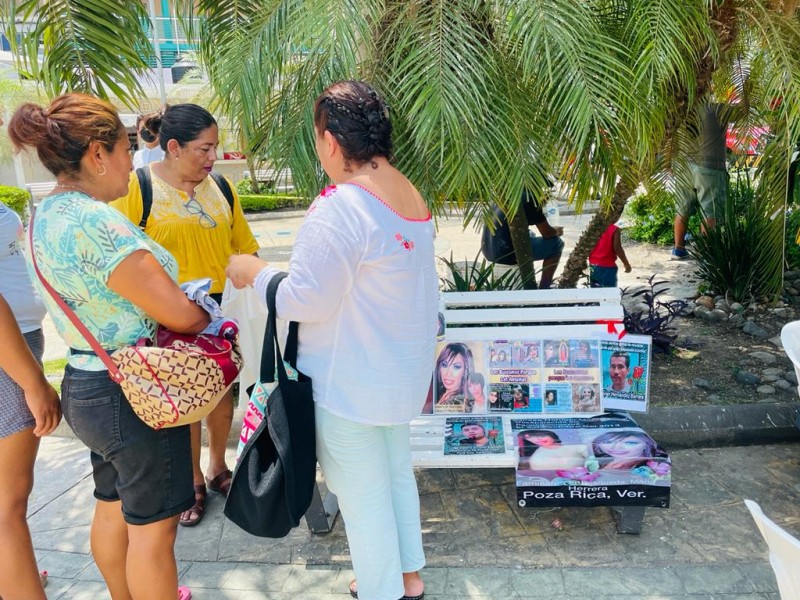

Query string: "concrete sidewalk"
[[30, 436, 799, 599]]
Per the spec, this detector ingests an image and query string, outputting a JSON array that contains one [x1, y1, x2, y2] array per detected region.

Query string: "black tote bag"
[[224, 273, 317, 537]]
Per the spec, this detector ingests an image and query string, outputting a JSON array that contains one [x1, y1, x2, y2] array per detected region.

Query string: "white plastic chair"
[[780, 321, 800, 385], [744, 499, 800, 600]]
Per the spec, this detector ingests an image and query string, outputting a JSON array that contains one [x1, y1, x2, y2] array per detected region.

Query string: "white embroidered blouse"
[[254, 183, 438, 425]]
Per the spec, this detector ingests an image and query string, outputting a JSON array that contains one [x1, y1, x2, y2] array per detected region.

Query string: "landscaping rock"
[[706, 309, 728, 323], [773, 307, 793, 319], [762, 367, 783, 376], [786, 270, 800, 280], [693, 305, 710, 318], [695, 295, 715, 309], [706, 394, 721, 403], [729, 302, 744, 313], [747, 351, 777, 364], [786, 371, 798, 385], [761, 374, 779, 382], [757, 385, 776, 394], [728, 314, 746, 326], [774, 379, 793, 390], [735, 371, 761, 385], [742, 321, 770, 339], [691, 378, 713, 390], [768, 336, 784, 349]]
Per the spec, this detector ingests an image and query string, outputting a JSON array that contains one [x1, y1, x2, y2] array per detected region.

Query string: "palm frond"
[[6, 0, 151, 106]]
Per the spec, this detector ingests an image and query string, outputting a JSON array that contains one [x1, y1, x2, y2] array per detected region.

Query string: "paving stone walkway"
[[30, 437, 798, 599]]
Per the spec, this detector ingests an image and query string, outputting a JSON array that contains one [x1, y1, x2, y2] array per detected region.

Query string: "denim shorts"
[[61, 365, 194, 525], [589, 264, 619, 288]]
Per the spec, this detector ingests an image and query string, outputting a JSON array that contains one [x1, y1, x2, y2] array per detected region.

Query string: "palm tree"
[[2, 0, 152, 107], [5, 1, 800, 294]]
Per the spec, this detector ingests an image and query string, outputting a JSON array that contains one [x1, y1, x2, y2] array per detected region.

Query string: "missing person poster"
[[600, 335, 652, 412], [512, 414, 670, 508], [444, 416, 506, 455], [432, 341, 488, 414], [424, 335, 650, 416]]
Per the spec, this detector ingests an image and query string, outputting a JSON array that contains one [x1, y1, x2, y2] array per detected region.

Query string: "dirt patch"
[[649, 315, 797, 407], [619, 239, 799, 407]]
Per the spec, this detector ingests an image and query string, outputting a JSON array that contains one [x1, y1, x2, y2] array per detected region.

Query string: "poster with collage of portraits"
[[423, 335, 651, 416]]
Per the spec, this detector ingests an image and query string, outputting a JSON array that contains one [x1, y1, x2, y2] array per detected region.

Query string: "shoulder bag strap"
[[260, 272, 301, 383], [27, 211, 124, 382], [209, 172, 235, 227], [136, 167, 153, 230]]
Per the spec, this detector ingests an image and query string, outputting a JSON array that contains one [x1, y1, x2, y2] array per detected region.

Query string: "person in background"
[[480, 190, 564, 289], [9, 93, 208, 600], [132, 110, 166, 169], [113, 103, 259, 527], [226, 80, 435, 600], [671, 103, 729, 260], [589, 223, 631, 287], [0, 198, 61, 600]]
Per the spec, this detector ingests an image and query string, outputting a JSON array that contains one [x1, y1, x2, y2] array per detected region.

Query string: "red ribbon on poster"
[[596, 319, 627, 339]]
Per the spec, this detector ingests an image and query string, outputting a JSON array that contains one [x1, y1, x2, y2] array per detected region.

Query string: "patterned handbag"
[[29, 215, 243, 430]]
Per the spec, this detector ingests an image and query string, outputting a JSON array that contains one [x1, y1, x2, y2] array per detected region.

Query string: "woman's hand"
[[25, 378, 61, 437], [226, 255, 268, 289]]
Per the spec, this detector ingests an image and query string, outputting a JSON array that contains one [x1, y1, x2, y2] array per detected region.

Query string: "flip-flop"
[[205, 469, 233, 497], [177, 585, 192, 600], [179, 484, 207, 527]]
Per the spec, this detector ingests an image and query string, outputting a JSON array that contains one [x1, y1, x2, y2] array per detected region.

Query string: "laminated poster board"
[[513, 413, 670, 508], [423, 335, 652, 416], [443, 416, 505, 455]]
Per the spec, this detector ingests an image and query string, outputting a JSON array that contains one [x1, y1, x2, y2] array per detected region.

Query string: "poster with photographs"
[[424, 335, 650, 417], [487, 339, 543, 413], [600, 335, 652, 412], [444, 416, 506, 455], [512, 414, 670, 508], [431, 341, 488, 414]]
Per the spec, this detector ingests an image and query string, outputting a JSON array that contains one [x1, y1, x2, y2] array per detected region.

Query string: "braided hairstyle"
[[313, 81, 392, 170]]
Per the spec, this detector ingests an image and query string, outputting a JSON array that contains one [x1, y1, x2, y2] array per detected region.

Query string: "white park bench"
[[306, 287, 659, 534], [25, 181, 57, 214]]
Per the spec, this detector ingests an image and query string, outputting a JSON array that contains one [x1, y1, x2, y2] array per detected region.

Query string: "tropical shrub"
[[690, 174, 782, 302], [785, 208, 800, 271], [624, 191, 700, 246], [238, 194, 310, 213], [439, 252, 524, 292], [0, 185, 30, 218], [622, 275, 688, 353]]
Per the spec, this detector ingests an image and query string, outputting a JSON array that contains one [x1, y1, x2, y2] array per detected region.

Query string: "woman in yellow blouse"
[[113, 103, 259, 527]]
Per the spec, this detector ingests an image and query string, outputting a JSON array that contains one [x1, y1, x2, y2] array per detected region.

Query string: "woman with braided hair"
[[227, 80, 435, 600]]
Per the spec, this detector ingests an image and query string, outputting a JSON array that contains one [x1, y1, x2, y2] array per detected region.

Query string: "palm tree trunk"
[[558, 1, 738, 289], [508, 208, 538, 289], [559, 179, 635, 288]]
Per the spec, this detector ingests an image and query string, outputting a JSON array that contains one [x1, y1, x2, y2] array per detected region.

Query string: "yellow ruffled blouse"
[[111, 167, 259, 294]]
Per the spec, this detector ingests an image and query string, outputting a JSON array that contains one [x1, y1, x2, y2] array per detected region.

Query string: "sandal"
[[40, 570, 47, 588], [349, 581, 424, 600], [205, 469, 233, 497], [179, 484, 207, 527], [177, 585, 192, 600]]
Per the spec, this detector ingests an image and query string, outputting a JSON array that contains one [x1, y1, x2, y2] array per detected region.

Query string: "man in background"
[[481, 190, 564, 288]]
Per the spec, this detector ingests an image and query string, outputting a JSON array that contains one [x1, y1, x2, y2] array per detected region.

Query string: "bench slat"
[[443, 288, 621, 307], [444, 305, 623, 326]]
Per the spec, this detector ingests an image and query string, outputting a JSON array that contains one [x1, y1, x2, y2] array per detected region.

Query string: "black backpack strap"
[[210, 171, 235, 227], [136, 167, 153, 230]]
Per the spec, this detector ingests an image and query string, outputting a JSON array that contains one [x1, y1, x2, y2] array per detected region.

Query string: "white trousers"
[[315, 405, 426, 600]]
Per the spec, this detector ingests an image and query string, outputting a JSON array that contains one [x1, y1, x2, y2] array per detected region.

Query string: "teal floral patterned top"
[[27, 192, 178, 371]]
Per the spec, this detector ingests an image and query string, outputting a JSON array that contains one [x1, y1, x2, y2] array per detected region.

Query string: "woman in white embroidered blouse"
[[227, 81, 437, 600]]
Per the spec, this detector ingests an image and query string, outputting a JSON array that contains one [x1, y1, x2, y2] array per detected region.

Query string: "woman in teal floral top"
[[9, 94, 209, 600]]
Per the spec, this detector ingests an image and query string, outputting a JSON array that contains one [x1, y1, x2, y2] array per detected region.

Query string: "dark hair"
[[610, 351, 630, 368], [8, 93, 123, 177], [139, 108, 165, 143], [146, 103, 216, 151], [313, 80, 392, 168], [460, 422, 485, 433], [436, 342, 474, 401]]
